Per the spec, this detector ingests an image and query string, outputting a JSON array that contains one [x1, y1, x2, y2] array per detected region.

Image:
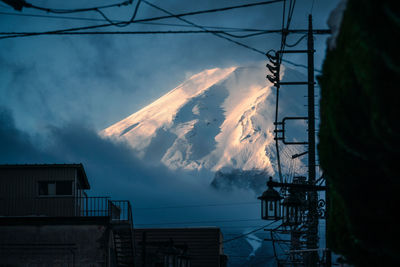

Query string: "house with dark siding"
[[0, 164, 228, 267], [0, 164, 134, 266]]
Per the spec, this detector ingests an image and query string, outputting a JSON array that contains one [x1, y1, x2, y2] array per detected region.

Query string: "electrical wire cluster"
[[222, 219, 279, 244], [0, 0, 310, 69], [0, 0, 283, 38], [266, 0, 298, 183], [2, 0, 134, 12]]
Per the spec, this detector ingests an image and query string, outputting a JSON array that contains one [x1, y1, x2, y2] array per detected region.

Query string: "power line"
[[135, 218, 263, 226], [0, 11, 328, 35], [4, 0, 134, 13], [0, 29, 283, 39], [285, 33, 307, 47], [282, 59, 320, 73], [141, 0, 311, 71], [273, 0, 287, 183], [96, 0, 142, 28], [143, 0, 320, 93], [229, 255, 276, 259], [0, 0, 311, 73], [310, 0, 316, 14], [141, 0, 270, 54], [0, 0, 284, 39], [0, 1, 316, 71], [18, 0, 142, 29], [222, 220, 279, 244], [281, 0, 297, 55], [0, 30, 240, 35], [0, 30, 286, 39], [272, 0, 308, 184], [133, 201, 259, 210], [274, 0, 299, 182], [0, 11, 274, 33], [220, 225, 267, 229]]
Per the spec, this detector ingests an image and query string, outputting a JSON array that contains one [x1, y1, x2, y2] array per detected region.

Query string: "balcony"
[[0, 197, 132, 223]]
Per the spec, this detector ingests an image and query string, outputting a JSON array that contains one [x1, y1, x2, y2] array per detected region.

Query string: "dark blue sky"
[[0, 0, 338, 132], [0, 1, 339, 257]]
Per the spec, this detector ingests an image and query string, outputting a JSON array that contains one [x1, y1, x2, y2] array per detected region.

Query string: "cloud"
[[0, 107, 51, 162], [0, 106, 261, 226]]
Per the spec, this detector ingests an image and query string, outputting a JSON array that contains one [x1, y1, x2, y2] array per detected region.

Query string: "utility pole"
[[262, 14, 332, 267], [305, 14, 319, 267]]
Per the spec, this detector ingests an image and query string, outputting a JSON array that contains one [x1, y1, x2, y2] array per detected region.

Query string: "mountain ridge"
[[101, 64, 306, 178]]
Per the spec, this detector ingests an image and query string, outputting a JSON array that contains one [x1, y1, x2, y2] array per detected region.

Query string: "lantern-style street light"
[[282, 190, 303, 226], [258, 177, 283, 220], [258, 177, 326, 225]]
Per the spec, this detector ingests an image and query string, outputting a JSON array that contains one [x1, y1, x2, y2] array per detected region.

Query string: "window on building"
[[38, 181, 73, 196], [56, 181, 73, 195]]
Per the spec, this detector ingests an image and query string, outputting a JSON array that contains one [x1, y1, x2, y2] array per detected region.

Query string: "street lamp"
[[258, 177, 283, 220], [282, 190, 302, 226]]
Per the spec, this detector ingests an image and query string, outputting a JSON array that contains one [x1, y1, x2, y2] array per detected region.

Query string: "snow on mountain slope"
[[101, 64, 306, 175], [102, 67, 236, 154]]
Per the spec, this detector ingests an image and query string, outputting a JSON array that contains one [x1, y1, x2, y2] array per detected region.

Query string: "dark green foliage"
[[318, 0, 400, 265]]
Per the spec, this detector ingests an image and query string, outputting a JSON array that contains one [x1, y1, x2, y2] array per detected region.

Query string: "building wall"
[[0, 167, 77, 198], [134, 228, 224, 267], [0, 167, 79, 217], [0, 223, 113, 267]]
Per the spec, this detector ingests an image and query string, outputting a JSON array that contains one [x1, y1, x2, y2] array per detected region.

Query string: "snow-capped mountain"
[[101, 64, 307, 176]]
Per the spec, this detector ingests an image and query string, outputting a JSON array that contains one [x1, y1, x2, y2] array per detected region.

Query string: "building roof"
[[0, 163, 90, 189]]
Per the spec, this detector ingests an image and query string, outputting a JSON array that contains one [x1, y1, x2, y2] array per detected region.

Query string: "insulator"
[[267, 74, 277, 84], [267, 63, 279, 74], [266, 51, 279, 63]]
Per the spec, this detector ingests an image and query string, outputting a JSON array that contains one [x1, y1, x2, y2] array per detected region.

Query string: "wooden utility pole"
[[305, 14, 319, 267]]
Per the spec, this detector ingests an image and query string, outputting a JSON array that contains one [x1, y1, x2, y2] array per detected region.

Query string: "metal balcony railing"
[[0, 197, 133, 223]]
